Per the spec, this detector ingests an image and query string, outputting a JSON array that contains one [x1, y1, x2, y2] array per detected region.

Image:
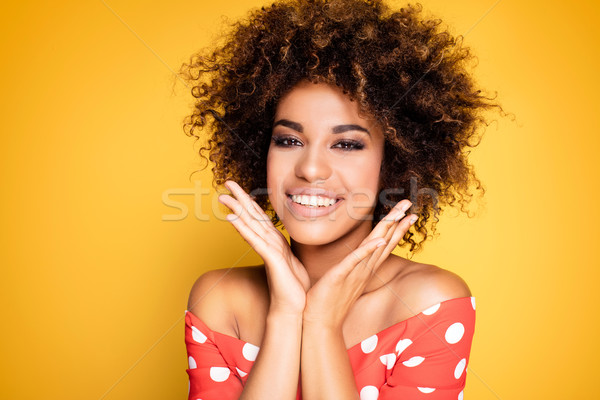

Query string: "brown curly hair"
[[178, 0, 507, 255]]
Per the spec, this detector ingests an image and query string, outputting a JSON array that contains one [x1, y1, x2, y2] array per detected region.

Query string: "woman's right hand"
[[218, 180, 310, 316]]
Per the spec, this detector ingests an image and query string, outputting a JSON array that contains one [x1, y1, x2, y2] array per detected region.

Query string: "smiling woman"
[[178, 0, 503, 399], [267, 80, 385, 245]]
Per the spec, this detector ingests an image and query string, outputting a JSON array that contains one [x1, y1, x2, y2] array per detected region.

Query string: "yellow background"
[[1, 0, 598, 399]]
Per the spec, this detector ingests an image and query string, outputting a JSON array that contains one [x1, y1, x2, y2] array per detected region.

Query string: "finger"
[[363, 200, 412, 244], [220, 181, 272, 229], [225, 210, 286, 274], [357, 200, 410, 269], [224, 207, 291, 270], [219, 191, 291, 267], [373, 213, 418, 266], [233, 184, 277, 233], [223, 206, 269, 253], [383, 200, 413, 222], [225, 180, 268, 223], [322, 238, 385, 289], [344, 238, 387, 272], [359, 205, 414, 275], [249, 196, 276, 227], [218, 193, 274, 242], [365, 215, 401, 271]]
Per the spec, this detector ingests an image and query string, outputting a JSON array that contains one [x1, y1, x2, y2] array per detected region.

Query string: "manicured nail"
[[409, 215, 418, 225], [401, 202, 411, 213], [226, 213, 237, 221]]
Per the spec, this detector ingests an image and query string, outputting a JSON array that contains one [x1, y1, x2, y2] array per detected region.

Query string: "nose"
[[294, 144, 332, 183]]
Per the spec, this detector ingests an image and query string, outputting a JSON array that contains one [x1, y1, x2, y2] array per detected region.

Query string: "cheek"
[[341, 153, 382, 187], [266, 150, 287, 207], [338, 157, 382, 219]]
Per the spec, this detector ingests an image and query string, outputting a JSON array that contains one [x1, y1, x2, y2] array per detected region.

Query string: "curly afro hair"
[[178, 0, 506, 255]]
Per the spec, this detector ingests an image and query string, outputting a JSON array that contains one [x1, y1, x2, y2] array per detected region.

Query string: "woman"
[[180, 0, 502, 399]]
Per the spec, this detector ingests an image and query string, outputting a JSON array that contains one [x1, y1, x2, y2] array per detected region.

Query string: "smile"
[[289, 194, 340, 207], [285, 194, 344, 218]]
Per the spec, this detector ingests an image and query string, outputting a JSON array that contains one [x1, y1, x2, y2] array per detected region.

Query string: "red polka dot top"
[[185, 296, 476, 399]]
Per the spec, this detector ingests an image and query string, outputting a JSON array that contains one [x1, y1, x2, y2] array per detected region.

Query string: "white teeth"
[[290, 194, 337, 207]]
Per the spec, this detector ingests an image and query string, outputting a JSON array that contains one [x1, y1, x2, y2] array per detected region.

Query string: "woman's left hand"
[[303, 200, 417, 330]]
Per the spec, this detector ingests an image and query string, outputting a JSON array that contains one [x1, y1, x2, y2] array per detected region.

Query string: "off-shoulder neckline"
[[186, 296, 475, 353]]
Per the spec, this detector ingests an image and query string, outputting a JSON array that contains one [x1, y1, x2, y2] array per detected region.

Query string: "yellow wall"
[[1, 0, 598, 398]]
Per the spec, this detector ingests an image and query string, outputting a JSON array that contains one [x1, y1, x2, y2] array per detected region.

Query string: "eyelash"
[[271, 136, 365, 151]]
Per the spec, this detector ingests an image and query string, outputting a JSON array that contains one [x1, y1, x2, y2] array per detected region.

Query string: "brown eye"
[[272, 136, 302, 147], [332, 140, 364, 151]]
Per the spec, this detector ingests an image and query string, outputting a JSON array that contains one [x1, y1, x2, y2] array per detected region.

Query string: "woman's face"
[[266, 80, 385, 245]]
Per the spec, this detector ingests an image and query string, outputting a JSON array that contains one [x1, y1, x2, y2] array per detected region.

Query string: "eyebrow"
[[272, 119, 370, 136]]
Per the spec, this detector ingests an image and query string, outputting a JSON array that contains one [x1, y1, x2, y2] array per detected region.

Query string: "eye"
[[332, 140, 365, 151], [271, 135, 303, 147]]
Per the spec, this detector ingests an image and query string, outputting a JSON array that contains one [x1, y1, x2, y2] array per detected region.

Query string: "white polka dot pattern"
[[209, 366, 230, 382], [395, 338, 412, 356], [422, 302, 440, 315], [379, 353, 396, 370], [361, 334, 378, 354], [360, 385, 379, 400], [242, 342, 260, 361], [445, 322, 465, 344], [184, 296, 476, 400], [402, 356, 425, 367], [454, 358, 467, 379], [191, 326, 207, 344]]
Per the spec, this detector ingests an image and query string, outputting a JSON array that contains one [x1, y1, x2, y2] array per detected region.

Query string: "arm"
[[300, 202, 414, 400], [214, 180, 312, 399], [187, 269, 304, 400], [186, 270, 244, 400], [300, 320, 359, 400], [240, 309, 303, 400]]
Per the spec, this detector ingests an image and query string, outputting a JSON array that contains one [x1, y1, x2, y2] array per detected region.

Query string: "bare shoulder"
[[390, 258, 472, 318], [187, 265, 268, 337]]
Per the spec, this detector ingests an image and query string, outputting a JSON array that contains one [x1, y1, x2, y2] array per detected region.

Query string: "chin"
[[283, 216, 370, 247], [289, 234, 341, 247]]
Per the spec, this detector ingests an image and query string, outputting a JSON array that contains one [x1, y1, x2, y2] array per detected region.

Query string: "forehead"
[[274, 80, 383, 135]]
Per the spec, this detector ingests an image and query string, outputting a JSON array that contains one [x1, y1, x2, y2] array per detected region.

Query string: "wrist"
[[302, 312, 342, 332], [301, 318, 343, 349], [267, 306, 304, 323]]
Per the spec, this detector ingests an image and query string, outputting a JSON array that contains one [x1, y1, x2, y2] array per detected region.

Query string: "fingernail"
[[409, 215, 418, 225], [377, 239, 387, 248], [401, 202, 411, 213], [226, 213, 237, 221]]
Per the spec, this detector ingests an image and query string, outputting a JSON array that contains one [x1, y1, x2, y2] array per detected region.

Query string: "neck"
[[290, 218, 375, 288]]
